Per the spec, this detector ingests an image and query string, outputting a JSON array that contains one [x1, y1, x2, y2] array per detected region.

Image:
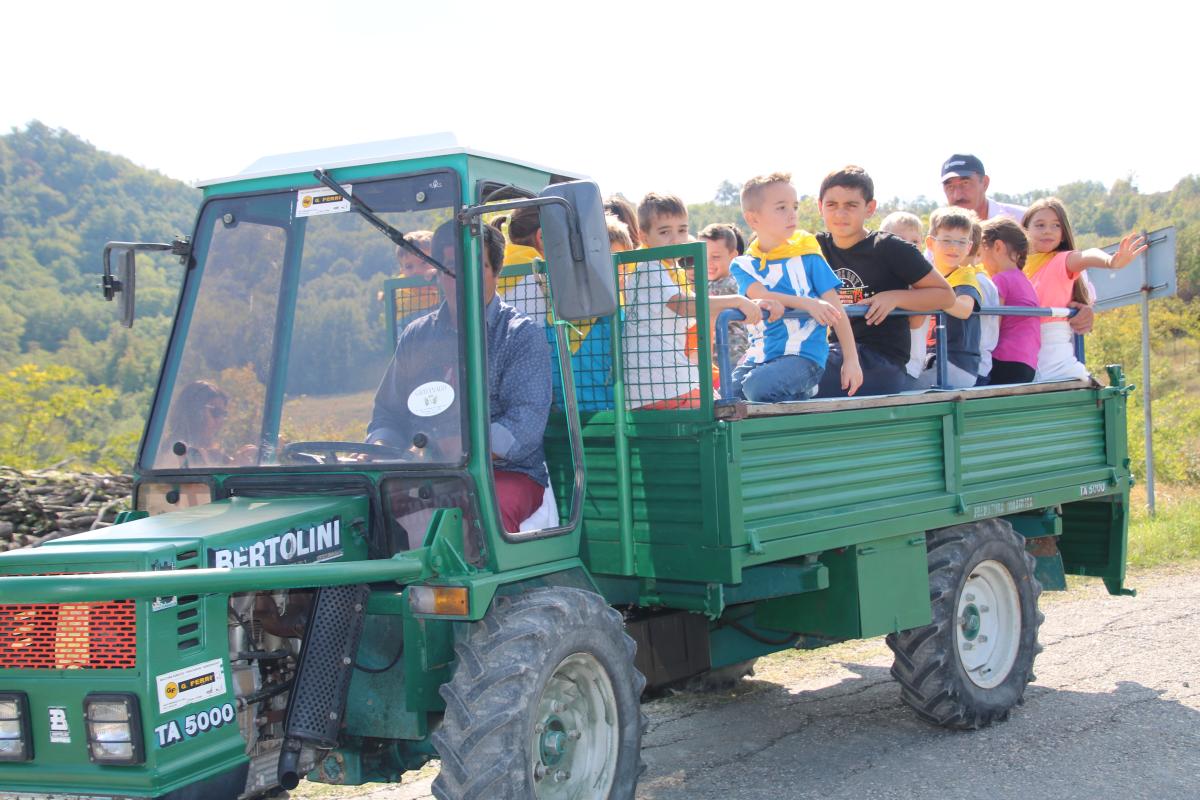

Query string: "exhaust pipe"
[[277, 584, 369, 789]]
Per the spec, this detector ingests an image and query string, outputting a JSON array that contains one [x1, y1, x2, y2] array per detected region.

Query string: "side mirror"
[[538, 181, 618, 320], [101, 239, 188, 327]]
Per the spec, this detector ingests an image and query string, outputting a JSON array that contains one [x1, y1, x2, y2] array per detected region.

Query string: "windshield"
[[142, 170, 462, 471]]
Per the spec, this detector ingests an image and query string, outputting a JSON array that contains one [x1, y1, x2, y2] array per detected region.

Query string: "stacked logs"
[[0, 467, 132, 552]]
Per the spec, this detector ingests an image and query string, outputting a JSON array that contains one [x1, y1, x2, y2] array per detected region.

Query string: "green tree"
[[0, 363, 119, 470]]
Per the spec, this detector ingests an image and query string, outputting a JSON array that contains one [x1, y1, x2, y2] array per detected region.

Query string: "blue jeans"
[[816, 344, 908, 397], [732, 355, 824, 403]]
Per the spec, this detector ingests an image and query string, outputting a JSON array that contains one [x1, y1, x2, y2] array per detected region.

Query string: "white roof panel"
[[195, 132, 586, 188]]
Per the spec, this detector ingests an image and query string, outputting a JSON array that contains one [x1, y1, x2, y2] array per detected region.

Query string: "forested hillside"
[[0, 122, 198, 469], [1, 120, 1197, 474]]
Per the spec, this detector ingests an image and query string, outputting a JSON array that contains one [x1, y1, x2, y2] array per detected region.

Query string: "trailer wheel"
[[431, 587, 646, 799], [886, 518, 1043, 730]]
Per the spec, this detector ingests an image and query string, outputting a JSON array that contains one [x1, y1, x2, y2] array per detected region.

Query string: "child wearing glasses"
[[922, 207, 984, 388]]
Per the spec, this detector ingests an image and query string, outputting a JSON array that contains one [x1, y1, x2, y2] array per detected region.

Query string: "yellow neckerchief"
[[498, 242, 542, 295], [1023, 251, 1056, 280], [745, 231, 823, 265], [942, 264, 982, 293]]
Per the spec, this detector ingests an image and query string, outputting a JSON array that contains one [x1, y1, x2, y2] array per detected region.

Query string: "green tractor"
[[0, 138, 1134, 799]]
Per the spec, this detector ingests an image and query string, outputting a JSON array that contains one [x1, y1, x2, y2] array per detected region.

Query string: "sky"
[[5, 0, 1198, 206]]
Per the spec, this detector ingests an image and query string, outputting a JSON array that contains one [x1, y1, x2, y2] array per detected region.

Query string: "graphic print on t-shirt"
[[834, 268, 866, 303]]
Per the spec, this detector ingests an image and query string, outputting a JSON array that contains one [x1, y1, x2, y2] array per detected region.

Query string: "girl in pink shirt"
[[1021, 198, 1147, 381], [979, 219, 1040, 384]]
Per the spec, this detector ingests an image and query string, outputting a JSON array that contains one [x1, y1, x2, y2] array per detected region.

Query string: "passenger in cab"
[[979, 218, 1040, 385], [368, 222, 552, 531], [815, 166, 954, 397], [921, 208, 984, 389], [730, 173, 860, 402], [1022, 198, 1147, 382], [623, 193, 763, 409]]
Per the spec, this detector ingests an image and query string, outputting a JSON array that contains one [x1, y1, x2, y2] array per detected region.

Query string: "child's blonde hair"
[[740, 172, 792, 214], [880, 211, 922, 238]]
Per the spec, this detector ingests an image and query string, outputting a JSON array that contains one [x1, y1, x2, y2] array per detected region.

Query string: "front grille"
[[0, 601, 137, 669]]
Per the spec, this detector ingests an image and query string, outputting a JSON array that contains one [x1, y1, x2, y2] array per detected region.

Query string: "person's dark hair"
[[499, 205, 541, 248], [980, 217, 1030, 270], [699, 223, 743, 254], [165, 380, 228, 449], [604, 194, 641, 247], [637, 192, 687, 236], [819, 165, 875, 203], [432, 221, 457, 264], [481, 222, 505, 274], [431, 221, 503, 275]]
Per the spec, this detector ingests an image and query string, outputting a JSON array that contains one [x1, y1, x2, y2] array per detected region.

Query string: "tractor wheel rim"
[[531, 652, 618, 799], [956, 559, 1021, 689]]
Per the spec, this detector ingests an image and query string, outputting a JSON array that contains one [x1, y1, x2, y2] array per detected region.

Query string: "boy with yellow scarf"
[[729, 173, 862, 402]]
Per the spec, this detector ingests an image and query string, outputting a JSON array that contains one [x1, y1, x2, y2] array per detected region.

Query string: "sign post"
[[1089, 226, 1177, 514]]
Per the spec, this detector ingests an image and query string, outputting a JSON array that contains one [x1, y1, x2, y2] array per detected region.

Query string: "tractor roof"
[[194, 132, 585, 188]]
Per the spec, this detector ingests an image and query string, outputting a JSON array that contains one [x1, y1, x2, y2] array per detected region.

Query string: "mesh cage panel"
[[500, 263, 616, 413], [620, 255, 705, 411]]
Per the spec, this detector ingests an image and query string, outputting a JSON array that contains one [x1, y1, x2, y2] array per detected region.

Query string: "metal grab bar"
[[714, 304, 1081, 401]]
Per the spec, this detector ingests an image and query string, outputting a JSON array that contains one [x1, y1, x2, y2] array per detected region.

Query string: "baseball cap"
[[941, 154, 985, 180]]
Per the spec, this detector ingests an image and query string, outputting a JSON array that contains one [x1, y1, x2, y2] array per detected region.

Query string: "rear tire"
[[886, 518, 1043, 730], [431, 587, 646, 799]]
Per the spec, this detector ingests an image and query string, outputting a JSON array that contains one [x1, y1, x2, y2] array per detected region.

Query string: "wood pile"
[[0, 467, 132, 551]]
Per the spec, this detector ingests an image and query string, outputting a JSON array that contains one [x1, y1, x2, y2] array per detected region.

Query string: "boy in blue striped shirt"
[[730, 173, 862, 402]]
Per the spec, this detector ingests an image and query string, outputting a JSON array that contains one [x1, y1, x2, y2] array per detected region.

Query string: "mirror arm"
[[100, 240, 177, 300], [458, 196, 584, 262]]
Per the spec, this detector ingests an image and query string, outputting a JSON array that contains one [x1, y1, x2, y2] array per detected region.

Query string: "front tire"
[[431, 587, 646, 799], [886, 518, 1043, 730]]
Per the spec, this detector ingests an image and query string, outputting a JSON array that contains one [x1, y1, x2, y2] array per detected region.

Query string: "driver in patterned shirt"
[[368, 222, 551, 532]]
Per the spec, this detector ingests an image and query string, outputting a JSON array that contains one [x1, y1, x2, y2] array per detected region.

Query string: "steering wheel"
[[279, 441, 412, 465]]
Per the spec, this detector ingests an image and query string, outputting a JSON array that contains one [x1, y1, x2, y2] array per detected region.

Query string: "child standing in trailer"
[[979, 218, 1041, 385], [879, 212, 930, 384], [623, 193, 763, 409], [730, 173, 862, 402], [923, 207, 984, 389], [1022, 198, 1147, 381]]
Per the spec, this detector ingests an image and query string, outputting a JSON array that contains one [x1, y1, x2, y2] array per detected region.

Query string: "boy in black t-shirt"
[[814, 166, 955, 397]]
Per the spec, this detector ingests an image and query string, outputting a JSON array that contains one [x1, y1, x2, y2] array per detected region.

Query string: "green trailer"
[[0, 139, 1133, 800]]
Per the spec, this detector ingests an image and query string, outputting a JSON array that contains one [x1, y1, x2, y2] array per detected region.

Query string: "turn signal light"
[[408, 585, 469, 616]]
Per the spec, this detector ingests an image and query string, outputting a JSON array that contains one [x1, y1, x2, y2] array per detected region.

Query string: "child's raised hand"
[[738, 296, 764, 325], [1110, 232, 1149, 270], [806, 298, 844, 327], [757, 298, 785, 322]]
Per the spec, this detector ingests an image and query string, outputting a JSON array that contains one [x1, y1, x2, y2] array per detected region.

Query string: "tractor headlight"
[[0, 693, 32, 761], [84, 694, 143, 765]]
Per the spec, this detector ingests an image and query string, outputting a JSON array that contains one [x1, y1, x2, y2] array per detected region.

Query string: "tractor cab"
[[109, 135, 614, 563]]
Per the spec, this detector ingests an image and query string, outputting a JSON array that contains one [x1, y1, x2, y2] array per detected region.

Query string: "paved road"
[[296, 566, 1200, 800]]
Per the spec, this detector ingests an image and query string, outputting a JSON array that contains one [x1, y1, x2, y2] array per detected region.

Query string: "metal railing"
[[714, 305, 1082, 402]]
